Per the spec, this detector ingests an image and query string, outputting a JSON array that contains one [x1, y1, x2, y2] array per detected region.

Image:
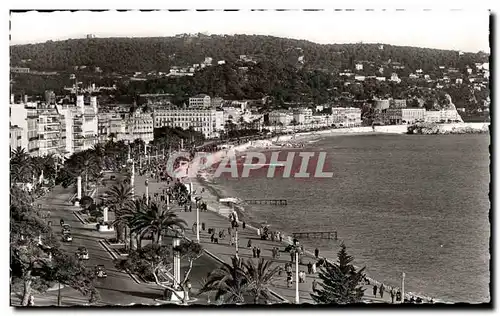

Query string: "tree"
[[115, 240, 202, 304], [199, 256, 249, 304], [243, 258, 279, 304], [104, 182, 135, 243], [310, 244, 366, 304], [128, 199, 187, 245], [45, 249, 100, 306]]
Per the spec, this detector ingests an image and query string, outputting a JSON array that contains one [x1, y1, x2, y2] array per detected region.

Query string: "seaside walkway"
[[133, 175, 396, 304]]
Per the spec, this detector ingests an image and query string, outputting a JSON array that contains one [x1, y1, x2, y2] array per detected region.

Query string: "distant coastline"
[[407, 122, 490, 135]]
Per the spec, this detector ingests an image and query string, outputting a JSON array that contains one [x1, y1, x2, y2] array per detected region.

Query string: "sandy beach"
[[184, 129, 439, 303]]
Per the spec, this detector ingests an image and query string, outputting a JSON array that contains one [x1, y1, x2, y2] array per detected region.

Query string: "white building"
[[330, 107, 362, 127], [268, 110, 293, 126], [56, 95, 99, 156], [390, 73, 401, 83], [189, 94, 211, 107], [230, 100, 249, 111], [153, 107, 224, 139], [293, 108, 313, 125], [425, 109, 463, 123], [355, 63, 363, 71], [10, 125, 23, 151]]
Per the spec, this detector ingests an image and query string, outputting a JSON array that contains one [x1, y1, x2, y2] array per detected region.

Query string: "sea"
[[200, 133, 491, 303]]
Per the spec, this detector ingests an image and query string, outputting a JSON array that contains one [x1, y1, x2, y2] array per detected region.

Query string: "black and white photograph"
[[7, 7, 492, 308]]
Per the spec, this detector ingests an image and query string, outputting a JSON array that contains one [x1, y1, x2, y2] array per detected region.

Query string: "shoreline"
[[187, 130, 445, 303]]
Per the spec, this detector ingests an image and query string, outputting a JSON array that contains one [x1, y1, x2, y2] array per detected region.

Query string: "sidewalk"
[[133, 175, 396, 304]]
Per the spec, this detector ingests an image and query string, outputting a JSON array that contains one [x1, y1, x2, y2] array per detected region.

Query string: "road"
[[29, 184, 165, 306]]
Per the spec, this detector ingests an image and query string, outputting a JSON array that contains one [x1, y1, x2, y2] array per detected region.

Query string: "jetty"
[[244, 199, 288, 205], [292, 231, 338, 240]]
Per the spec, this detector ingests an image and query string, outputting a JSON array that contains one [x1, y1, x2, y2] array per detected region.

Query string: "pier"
[[244, 199, 288, 205], [292, 231, 338, 240]]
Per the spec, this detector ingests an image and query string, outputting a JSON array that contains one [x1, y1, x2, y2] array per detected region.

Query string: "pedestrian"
[[228, 227, 232, 235], [210, 234, 214, 243], [396, 290, 401, 302], [390, 289, 395, 303], [242, 221, 246, 229], [279, 234, 283, 242], [257, 228, 260, 236], [312, 279, 317, 291], [307, 262, 313, 274], [290, 250, 294, 262], [271, 232, 275, 242], [314, 248, 319, 259], [379, 284, 385, 298], [256, 247, 261, 258], [287, 276, 292, 288], [278, 266, 283, 276], [252, 247, 257, 258], [202, 222, 206, 231], [247, 239, 252, 248], [373, 285, 378, 296]]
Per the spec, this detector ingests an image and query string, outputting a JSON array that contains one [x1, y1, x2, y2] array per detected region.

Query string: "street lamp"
[[145, 179, 149, 204], [164, 226, 188, 302]]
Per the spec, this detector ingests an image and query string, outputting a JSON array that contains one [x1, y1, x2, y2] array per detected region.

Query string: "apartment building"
[[10, 125, 23, 151], [330, 107, 362, 127], [383, 108, 426, 124], [56, 95, 99, 156], [37, 105, 66, 156], [153, 107, 224, 139], [189, 94, 211, 107], [268, 110, 293, 126], [293, 108, 313, 125], [10, 101, 40, 156]]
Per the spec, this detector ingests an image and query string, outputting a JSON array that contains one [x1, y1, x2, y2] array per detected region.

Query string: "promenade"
[[14, 181, 165, 306], [133, 174, 396, 304]]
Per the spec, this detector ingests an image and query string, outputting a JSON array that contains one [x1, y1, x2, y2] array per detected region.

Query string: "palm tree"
[[104, 183, 135, 243], [243, 258, 280, 304], [10, 148, 35, 184], [128, 200, 187, 245], [199, 256, 249, 304]]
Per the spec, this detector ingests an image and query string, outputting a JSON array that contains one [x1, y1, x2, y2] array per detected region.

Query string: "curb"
[[98, 239, 141, 284], [72, 211, 87, 225]]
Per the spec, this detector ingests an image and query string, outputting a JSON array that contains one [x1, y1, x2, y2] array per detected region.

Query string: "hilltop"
[[10, 34, 488, 73]]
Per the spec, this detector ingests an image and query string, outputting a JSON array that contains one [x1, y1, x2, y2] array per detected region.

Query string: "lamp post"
[[401, 272, 405, 304], [196, 198, 200, 242], [145, 179, 149, 204]]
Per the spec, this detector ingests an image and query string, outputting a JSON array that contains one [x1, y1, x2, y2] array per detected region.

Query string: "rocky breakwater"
[[407, 122, 490, 135]]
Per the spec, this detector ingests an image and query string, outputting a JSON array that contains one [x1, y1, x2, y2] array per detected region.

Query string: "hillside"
[[10, 34, 489, 73]]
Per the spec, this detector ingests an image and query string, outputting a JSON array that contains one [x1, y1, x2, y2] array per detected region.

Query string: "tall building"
[[37, 105, 66, 156], [189, 94, 211, 107], [10, 100, 39, 156], [10, 125, 23, 151], [56, 95, 99, 156], [153, 107, 224, 139]]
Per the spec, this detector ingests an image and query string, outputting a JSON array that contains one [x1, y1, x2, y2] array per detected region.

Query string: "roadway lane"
[[37, 185, 165, 306]]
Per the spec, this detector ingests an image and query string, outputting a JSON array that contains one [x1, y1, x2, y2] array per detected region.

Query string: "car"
[[95, 265, 107, 278], [76, 247, 89, 260], [61, 224, 71, 234], [62, 233, 72, 242]]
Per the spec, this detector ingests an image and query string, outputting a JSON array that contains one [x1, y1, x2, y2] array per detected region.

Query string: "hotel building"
[[153, 107, 224, 139]]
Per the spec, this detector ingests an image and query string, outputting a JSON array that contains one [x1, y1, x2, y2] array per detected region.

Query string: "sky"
[[9, 9, 491, 53]]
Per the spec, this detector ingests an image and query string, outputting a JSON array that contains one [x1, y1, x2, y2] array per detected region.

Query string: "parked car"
[[62, 233, 72, 242], [61, 224, 71, 234], [76, 247, 89, 260], [95, 265, 107, 278]]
